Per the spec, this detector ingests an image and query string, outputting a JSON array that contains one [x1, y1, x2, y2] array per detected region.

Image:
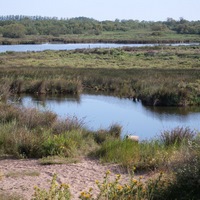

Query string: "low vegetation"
[[33, 174, 71, 200], [0, 100, 200, 199], [0, 46, 200, 106], [0, 15, 200, 44], [0, 18, 200, 197]]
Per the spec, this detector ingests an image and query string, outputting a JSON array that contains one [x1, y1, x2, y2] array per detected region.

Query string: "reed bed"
[[0, 46, 200, 106]]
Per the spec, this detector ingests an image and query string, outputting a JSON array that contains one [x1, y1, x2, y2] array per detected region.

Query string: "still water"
[[0, 43, 199, 53], [14, 93, 200, 140]]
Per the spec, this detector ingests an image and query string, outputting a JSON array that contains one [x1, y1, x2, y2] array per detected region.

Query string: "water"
[[0, 43, 199, 53], [13, 94, 200, 140]]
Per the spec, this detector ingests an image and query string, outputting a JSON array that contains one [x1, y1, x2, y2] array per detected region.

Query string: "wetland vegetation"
[[0, 46, 200, 199], [0, 101, 200, 199], [0, 45, 200, 106], [1, 15, 200, 199]]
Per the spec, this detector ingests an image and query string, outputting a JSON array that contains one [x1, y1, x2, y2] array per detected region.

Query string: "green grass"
[[1, 46, 200, 69], [95, 132, 198, 171], [0, 46, 200, 106], [0, 29, 200, 45]]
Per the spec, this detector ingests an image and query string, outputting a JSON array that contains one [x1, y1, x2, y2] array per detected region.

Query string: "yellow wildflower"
[[60, 183, 70, 189], [80, 191, 91, 199], [142, 189, 146, 193], [106, 170, 111, 175], [125, 184, 131, 190], [116, 174, 121, 179], [80, 191, 85, 196], [117, 184, 123, 191], [132, 179, 138, 184]]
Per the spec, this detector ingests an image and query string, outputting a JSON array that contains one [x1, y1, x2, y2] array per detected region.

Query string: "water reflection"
[[12, 93, 200, 140], [144, 106, 200, 122]]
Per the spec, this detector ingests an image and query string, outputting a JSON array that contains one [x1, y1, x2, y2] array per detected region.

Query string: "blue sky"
[[1, 0, 200, 21]]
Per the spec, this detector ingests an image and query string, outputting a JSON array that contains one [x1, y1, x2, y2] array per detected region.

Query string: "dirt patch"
[[0, 157, 150, 199]]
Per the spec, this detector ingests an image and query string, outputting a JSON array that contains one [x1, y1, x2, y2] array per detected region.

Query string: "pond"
[[13, 93, 200, 140], [0, 43, 199, 53]]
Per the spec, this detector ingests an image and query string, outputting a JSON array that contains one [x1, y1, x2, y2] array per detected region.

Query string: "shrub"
[[41, 132, 78, 157], [160, 127, 196, 147], [80, 170, 168, 200], [0, 82, 10, 102], [94, 139, 169, 172], [155, 138, 200, 200], [0, 104, 19, 123], [52, 116, 84, 134], [94, 124, 122, 144], [0, 123, 46, 158], [18, 108, 57, 129], [109, 123, 122, 138]]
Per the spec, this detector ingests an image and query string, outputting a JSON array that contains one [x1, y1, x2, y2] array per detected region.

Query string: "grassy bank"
[[1, 29, 200, 45], [0, 46, 200, 106], [0, 102, 200, 199]]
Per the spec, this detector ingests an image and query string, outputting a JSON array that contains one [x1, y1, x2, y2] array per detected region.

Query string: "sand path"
[[0, 157, 145, 199]]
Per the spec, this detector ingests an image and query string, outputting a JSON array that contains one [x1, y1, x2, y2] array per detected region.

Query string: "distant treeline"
[[0, 15, 200, 38]]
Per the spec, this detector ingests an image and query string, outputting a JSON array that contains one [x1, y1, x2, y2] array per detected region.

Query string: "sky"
[[1, 0, 200, 21]]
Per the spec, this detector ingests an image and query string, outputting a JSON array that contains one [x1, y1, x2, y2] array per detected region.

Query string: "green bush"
[[94, 138, 171, 172], [2, 24, 26, 38]]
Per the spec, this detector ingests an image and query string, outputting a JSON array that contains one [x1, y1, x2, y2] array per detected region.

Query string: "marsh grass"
[[0, 104, 57, 128], [0, 82, 10, 102], [18, 108, 57, 129], [52, 116, 84, 134], [94, 139, 169, 171], [94, 127, 198, 172], [0, 102, 98, 158], [160, 127, 196, 147], [0, 46, 200, 105], [94, 124, 122, 144], [0, 123, 46, 158]]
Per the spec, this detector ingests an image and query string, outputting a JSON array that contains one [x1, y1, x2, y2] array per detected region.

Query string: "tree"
[[2, 23, 26, 38]]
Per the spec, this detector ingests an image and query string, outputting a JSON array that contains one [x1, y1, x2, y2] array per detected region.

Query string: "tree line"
[[0, 15, 200, 38]]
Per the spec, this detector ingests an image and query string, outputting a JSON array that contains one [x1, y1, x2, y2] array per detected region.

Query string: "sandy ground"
[[0, 157, 149, 200]]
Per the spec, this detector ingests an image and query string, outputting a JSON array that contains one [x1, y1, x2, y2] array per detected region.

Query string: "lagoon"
[[0, 43, 199, 53], [13, 93, 200, 140]]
